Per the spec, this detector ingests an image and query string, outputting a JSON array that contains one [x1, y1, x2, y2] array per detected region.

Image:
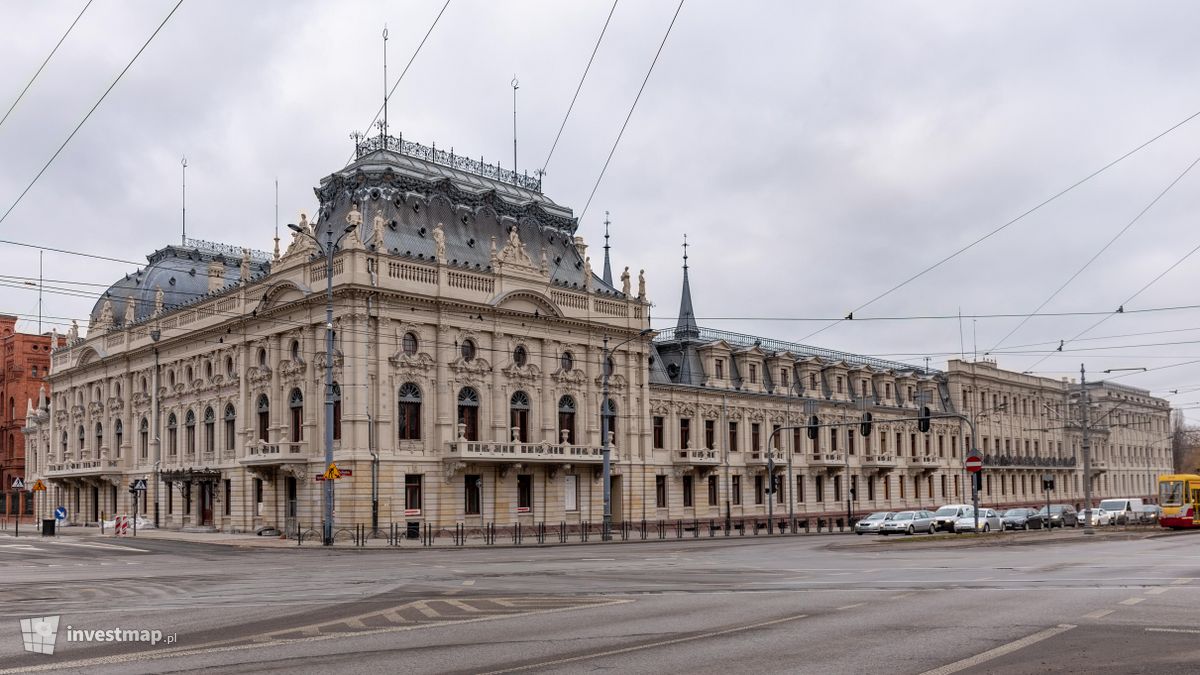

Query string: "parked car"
[[932, 504, 974, 532], [854, 511, 895, 535], [1037, 504, 1079, 528], [1136, 505, 1162, 524], [954, 508, 1003, 533], [1098, 498, 1146, 524], [879, 510, 937, 535], [1078, 507, 1114, 526], [1001, 507, 1046, 530]]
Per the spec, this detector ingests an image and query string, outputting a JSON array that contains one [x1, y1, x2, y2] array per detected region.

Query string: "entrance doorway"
[[611, 475, 623, 522], [200, 483, 213, 526], [90, 486, 99, 523]]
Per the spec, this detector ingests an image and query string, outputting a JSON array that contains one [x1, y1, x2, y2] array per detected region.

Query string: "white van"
[[1097, 498, 1145, 524]]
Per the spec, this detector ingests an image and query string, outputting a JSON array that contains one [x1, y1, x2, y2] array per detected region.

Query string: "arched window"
[[513, 345, 528, 367], [185, 366, 193, 383], [457, 387, 480, 442], [290, 339, 300, 360], [139, 418, 149, 458], [461, 339, 477, 362], [203, 407, 216, 454], [398, 383, 422, 441], [224, 404, 236, 452], [331, 383, 342, 441], [402, 332, 418, 355], [257, 348, 267, 367], [560, 351, 574, 372], [95, 422, 104, 451], [77, 425, 84, 451], [60, 430, 67, 456], [558, 395, 576, 445], [167, 414, 178, 455], [114, 419, 123, 454], [185, 410, 196, 454], [257, 395, 270, 442], [9, 397, 14, 418], [289, 389, 304, 443], [510, 391, 531, 443], [602, 398, 617, 441]]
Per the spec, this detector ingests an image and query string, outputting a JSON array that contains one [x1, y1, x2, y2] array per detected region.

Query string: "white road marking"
[[1147, 627, 1200, 635], [0, 544, 43, 551], [1172, 577, 1193, 585], [917, 624, 1076, 675], [1119, 597, 1145, 606], [478, 613, 809, 674], [836, 603, 865, 610], [581, 558, 615, 562], [890, 592, 915, 600], [461, 580, 475, 586], [1145, 587, 1168, 595], [1081, 609, 1114, 619]]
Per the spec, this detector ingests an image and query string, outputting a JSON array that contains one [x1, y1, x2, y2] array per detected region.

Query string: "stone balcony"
[[44, 456, 120, 478], [445, 440, 617, 465], [862, 454, 898, 470], [239, 441, 309, 467], [906, 454, 941, 472], [672, 447, 721, 468], [746, 448, 785, 467], [808, 452, 846, 468], [1089, 460, 1108, 473]]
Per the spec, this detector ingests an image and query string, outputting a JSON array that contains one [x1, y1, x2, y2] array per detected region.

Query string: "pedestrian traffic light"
[[918, 405, 931, 433], [1042, 475, 1055, 491], [860, 411, 873, 437], [807, 415, 819, 440]]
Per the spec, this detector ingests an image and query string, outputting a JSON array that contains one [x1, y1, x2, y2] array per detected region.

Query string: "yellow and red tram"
[[1158, 474, 1200, 529]]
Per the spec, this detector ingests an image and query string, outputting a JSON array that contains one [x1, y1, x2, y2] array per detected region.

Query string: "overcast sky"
[[4, 0, 1200, 421]]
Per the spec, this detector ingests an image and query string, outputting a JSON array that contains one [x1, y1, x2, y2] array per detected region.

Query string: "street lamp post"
[[288, 218, 357, 546], [150, 329, 161, 527], [601, 328, 652, 541]]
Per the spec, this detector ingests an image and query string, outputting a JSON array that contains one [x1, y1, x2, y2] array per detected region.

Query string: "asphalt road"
[[0, 529, 1197, 674]]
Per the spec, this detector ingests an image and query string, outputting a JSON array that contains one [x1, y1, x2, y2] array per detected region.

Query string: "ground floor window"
[[708, 475, 718, 506], [775, 475, 785, 504], [682, 475, 694, 508], [254, 478, 263, 517], [796, 474, 805, 503], [815, 475, 824, 502], [732, 475, 742, 505], [517, 474, 533, 513], [406, 475, 423, 513], [655, 475, 667, 509], [755, 475, 764, 505], [465, 474, 481, 515], [224, 479, 231, 516]]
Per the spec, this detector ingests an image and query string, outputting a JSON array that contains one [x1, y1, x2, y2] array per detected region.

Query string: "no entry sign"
[[966, 456, 983, 473]]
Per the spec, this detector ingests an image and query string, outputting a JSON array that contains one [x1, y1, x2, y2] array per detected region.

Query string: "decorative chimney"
[[208, 258, 226, 293]]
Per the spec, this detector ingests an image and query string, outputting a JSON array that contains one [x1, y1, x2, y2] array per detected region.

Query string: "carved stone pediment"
[[702, 406, 720, 419], [504, 362, 542, 382], [279, 358, 306, 381], [132, 392, 151, 410], [247, 365, 272, 386], [390, 351, 435, 372], [450, 356, 492, 380], [314, 351, 345, 381], [748, 410, 765, 423], [650, 403, 670, 417], [552, 368, 587, 387], [674, 403, 695, 418], [727, 408, 744, 421], [594, 373, 627, 390]]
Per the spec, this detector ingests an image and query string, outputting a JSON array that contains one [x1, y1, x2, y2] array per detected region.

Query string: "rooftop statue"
[[154, 285, 165, 315], [372, 208, 387, 251], [68, 320, 79, 343], [433, 223, 447, 263], [621, 266, 631, 296], [638, 269, 646, 300]]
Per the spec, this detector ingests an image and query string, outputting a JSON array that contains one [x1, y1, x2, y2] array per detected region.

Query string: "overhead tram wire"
[[1025, 235, 1200, 373], [578, 0, 684, 224], [540, 0, 619, 177], [985, 150, 1200, 356], [0, 0, 185, 230], [0, 0, 94, 131], [796, 106, 1200, 344], [345, 0, 451, 165]]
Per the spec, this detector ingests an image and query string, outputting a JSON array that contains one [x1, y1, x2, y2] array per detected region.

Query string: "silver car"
[[879, 510, 936, 535], [854, 511, 895, 535], [954, 508, 1003, 533]]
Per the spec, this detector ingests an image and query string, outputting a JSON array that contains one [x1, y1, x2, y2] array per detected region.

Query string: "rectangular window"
[[955, 475, 961, 497], [728, 422, 739, 452], [225, 417, 235, 452], [254, 478, 263, 517], [755, 475, 764, 504], [836, 376, 843, 393], [680, 418, 691, 449], [167, 485, 173, 515], [653, 416, 664, 449], [867, 476, 876, 501], [792, 427, 801, 453], [810, 373, 817, 389], [708, 475, 718, 507], [834, 475, 842, 502], [848, 430, 855, 455], [405, 475, 423, 512], [223, 479, 231, 516], [732, 475, 742, 505], [899, 477, 906, 499], [951, 435, 958, 458], [913, 476, 920, 499], [796, 474, 805, 502], [940, 475, 947, 498], [781, 369, 789, 388], [775, 475, 785, 504], [465, 474, 481, 515], [704, 420, 715, 450], [815, 475, 824, 502], [565, 474, 579, 511], [850, 475, 858, 501], [517, 475, 532, 513], [682, 475, 694, 508], [398, 401, 421, 440], [749, 364, 757, 384], [884, 476, 891, 500], [715, 359, 724, 379], [910, 433, 917, 457], [895, 432, 902, 456], [752, 423, 761, 452], [656, 475, 667, 508], [831, 431, 838, 453]]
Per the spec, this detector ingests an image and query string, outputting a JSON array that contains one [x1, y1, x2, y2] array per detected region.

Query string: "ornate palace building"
[[23, 134, 1173, 532]]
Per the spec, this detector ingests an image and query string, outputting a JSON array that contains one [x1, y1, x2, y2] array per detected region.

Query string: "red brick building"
[[1, 315, 57, 518]]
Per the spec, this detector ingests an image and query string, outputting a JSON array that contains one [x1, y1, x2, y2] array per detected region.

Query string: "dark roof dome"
[[89, 242, 271, 328]]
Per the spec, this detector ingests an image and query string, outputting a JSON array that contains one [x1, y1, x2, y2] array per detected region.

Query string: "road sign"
[[54, 506, 67, 521], [11, 477, 25, 490], [323, 463, 342, 480], [31, 479, 46, 491], [130, 479, 148, 491], [965, 456, 983, 473]]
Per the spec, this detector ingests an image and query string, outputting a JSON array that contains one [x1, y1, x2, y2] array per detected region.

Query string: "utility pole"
[[511, 76, 519, 173], [1081, 364, 1094, 534]]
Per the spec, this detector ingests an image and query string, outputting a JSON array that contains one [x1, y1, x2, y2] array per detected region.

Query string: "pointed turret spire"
[[601, 211, 613, 287], [676, 234, 699, 340]]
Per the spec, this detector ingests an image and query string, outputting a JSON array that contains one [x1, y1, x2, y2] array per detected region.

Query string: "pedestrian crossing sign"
[[323, 463, 342, 480], [32, 480, 46, 492], [11, 477, 24, 490], [131, 478, 148, 491]]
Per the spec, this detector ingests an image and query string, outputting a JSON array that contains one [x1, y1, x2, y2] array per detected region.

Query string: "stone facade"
[[23, 136, 1175, 532]]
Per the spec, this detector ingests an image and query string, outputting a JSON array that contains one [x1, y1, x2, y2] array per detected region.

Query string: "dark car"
[[1037, 504, 1079, 528], [1001, 508, 1046, 530]]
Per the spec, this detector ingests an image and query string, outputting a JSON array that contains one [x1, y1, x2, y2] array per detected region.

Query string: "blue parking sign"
[[54, 507, 67, 521]]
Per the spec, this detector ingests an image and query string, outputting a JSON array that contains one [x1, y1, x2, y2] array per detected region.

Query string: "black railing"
[[353, 133, 543, 193]]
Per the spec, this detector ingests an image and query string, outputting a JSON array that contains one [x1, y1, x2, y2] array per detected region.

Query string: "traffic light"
[[807, 415, 819, 440], [972, 471, 983, 492], [1042, 475, 1055, 491], [918, 405, 931, 433], [860, 411, 873, 437]]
